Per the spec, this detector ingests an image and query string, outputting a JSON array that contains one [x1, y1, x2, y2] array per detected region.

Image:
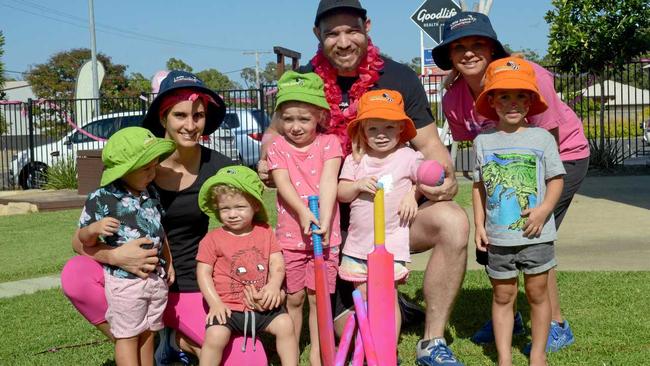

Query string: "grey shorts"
[[487, 242, 556, 280]]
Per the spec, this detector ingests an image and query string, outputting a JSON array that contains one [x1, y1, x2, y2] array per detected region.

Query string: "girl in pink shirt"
[[266, 71, 342, 365], [338, 89, 424, 340]]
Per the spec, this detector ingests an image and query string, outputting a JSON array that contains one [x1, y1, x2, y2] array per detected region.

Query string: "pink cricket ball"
[[417, 160, 445, 186]]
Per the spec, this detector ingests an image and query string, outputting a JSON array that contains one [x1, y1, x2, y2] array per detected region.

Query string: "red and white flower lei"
[[310, 38, 384, 155]]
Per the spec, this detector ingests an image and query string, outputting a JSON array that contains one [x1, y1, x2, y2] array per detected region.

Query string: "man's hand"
[[418, 174, 458, 202], [90, 217, 120, 237]]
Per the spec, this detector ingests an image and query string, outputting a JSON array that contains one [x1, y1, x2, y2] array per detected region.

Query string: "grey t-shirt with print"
[[473, 127, 566, 247]]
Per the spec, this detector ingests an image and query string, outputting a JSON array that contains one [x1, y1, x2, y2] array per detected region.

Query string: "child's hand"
[[521, 207, 549, 238], [258, 284, 283, 310], [165, 263, 175, 286], [312, 221, 330, 247], [475, 225, 489, 252], [355, 176, 378, 195], [206, 302, 231, 326], [298, 207, 320, 236], [243, 285, 264, 311], [91, 217, 120, 237], [398, 191, 418, 226]]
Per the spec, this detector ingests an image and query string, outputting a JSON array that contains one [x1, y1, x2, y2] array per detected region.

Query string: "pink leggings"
[[61, 256, 267, 363]]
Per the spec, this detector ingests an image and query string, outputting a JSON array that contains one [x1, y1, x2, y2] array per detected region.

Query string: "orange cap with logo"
[[475, 57, 548, 121], [347, 89, 417, 144]]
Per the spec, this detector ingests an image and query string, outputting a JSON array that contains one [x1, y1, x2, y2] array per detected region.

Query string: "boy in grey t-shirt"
[[472, 57, 566, 366]]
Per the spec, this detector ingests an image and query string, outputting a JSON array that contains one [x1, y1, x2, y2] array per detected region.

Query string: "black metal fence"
[[0, 87, 278, 190], [1, 62, 649, 190]]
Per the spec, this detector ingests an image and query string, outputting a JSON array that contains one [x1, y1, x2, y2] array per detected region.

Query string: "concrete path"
[[1, 175, 648, 299], [0, 275, 60, 299], [410, 174, 650, 272]]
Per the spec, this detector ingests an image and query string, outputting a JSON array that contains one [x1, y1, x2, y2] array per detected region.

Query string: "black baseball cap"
[[142, 70, 226, 137], [314, 0, 367, 27], [432, 11, 508, 70]]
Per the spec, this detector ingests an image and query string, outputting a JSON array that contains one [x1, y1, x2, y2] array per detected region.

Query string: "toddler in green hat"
[[265, 70, 343, 363], [195, 166, 298, 365], [77, 126, 176, 365]]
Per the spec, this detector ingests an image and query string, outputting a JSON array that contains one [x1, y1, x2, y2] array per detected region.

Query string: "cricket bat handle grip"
[[308, 195, 323, 256]]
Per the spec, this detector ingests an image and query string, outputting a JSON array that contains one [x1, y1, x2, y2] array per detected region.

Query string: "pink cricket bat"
[[366, 183, 397, 365], [352, 290, 378, 366], [352, 329, 364, 366], [334, 314, 356, 366], [308, 196, 336, 366]]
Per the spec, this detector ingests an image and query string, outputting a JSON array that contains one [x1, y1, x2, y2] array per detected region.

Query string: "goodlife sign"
[[411, 0, 462, 44]]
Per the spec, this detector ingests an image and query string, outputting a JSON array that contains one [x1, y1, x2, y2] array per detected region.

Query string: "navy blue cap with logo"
[[314, 0, 367, 26], [431, 11, 509, 70], [142, 70, 226, 137]]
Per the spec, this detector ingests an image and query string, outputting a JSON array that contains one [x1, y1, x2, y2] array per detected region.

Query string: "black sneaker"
[[398, 293, 426, 327]]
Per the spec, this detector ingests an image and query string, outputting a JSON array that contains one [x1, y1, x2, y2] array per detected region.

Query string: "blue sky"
[[1, 0, 554, 85]]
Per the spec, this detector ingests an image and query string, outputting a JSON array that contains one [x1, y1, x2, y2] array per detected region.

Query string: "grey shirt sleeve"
[[541, 131, 567, 179]]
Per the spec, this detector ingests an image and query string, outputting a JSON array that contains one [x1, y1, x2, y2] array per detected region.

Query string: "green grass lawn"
[[2, 271, 649, 365]]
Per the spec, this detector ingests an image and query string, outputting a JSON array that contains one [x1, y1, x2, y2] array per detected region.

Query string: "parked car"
[[9, 112, 144, 189], [643, 119, 650, 144], [9, 112, 239, 189], [220, 108, 271, 167]]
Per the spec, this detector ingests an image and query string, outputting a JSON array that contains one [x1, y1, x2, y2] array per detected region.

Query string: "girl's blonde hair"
[[349, 119, 406, 162], [209, 184, 258, 212], [271, 102, 330, 136]]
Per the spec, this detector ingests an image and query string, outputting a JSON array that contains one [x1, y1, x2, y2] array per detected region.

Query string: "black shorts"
[[206, 307, 286, 334]]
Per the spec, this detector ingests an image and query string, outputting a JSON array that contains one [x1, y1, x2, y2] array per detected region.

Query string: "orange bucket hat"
[[347, 89, 417, 144], [475, 57, 548, 121]]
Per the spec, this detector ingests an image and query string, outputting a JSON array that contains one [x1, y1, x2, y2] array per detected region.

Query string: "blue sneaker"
[[470, 311, 525, 344], [523, 320, 575, 355], [416, 338, 464, 366], [155, 328, 191, 366]]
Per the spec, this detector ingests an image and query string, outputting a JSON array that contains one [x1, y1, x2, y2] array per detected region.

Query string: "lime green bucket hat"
[[198, 165, 269, 223], [100, 127, 176, 186], [275, 71, 330, 111]]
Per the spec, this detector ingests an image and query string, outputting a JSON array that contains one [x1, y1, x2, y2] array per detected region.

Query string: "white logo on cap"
[[449, 14, 476, 30], [173, 75, 200, 84]]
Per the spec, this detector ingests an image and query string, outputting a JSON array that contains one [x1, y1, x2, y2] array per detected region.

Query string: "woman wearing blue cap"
[[433, 11, 588, 355], [61, 71, 268, 364]]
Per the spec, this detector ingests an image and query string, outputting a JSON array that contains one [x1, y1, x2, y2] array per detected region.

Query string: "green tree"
[[403, 57, 421, 74], [240, 62, 277, 88], [126, 72, 152, 94], [545, 0, 650, 74], [25, 48, 132, 99], [545, 0, 650, 165], [166, 58, 193, 72], [196, 68, 237, 90]]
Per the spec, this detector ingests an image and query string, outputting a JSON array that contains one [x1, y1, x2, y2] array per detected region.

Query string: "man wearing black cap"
[[259, 1, 468, 365], [313, 3, 469, 365]]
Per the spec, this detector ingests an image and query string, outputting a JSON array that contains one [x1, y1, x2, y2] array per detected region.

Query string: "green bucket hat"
[[100, 127, 176, 187], [275, 71, 330, 111], [198, 165, 268, 223]]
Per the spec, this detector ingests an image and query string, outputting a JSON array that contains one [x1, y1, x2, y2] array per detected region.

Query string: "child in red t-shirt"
[[196, 166, 298, 366]]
